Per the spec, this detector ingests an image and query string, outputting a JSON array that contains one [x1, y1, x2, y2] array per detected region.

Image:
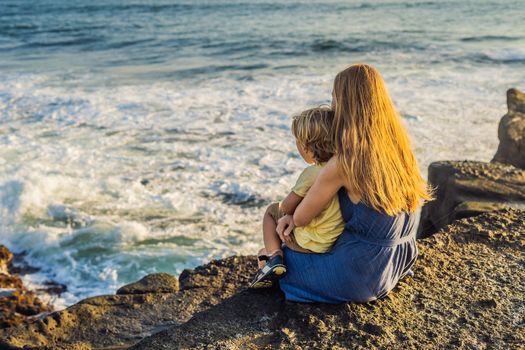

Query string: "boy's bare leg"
[[262, 203, 283, 258], [257, 248, 267, 269], [250, 203, 287, 288]]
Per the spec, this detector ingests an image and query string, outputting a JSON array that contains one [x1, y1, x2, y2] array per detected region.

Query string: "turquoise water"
[[0, 0, 524, 308]]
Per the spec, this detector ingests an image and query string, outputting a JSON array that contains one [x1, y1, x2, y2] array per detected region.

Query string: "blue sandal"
[[249, 254, 287, 289]]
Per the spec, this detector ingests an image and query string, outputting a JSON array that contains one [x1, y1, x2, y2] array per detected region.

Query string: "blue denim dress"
[[279, 188, 417, 303]]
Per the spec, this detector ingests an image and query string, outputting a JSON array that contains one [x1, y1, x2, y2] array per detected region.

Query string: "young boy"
[[250, 107, 345, 288]]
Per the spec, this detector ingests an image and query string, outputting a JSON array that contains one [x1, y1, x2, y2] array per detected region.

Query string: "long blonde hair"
[[332, 64, 432, 215]]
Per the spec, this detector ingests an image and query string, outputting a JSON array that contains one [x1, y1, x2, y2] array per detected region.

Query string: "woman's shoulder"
[[323, 157, 361, 204]]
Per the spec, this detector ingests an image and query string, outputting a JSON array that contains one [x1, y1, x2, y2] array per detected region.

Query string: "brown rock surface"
[[130, 209, 525, 350], [0, 245, 14, 274], [492, 88, 525, 169], [1, 209, 524, 350], [418, 160, 525, 237], [0, 245, 52, 329], [116, 272, 180, 295], [0, 256, 257, 350]]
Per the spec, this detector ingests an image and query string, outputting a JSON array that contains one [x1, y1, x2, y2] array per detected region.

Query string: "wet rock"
[[46, 205, 92, 229], [0, 245, 13, 274], [0, 246, 52, 329], [0, 256, 258, 350], [9, 251, 40, 275], [117, 273, 180, 295], [418, 160, 525, 237], [36, 281, 67, 295], [492, 88, 525, 169]]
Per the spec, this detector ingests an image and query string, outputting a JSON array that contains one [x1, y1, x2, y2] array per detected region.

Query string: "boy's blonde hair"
[[332, 64, 433, 215], [291, 107, 334, 164]]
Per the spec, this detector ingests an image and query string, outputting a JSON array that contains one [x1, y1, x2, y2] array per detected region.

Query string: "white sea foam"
[[481, 48, 525, 63], [0, 63, 522, 307]]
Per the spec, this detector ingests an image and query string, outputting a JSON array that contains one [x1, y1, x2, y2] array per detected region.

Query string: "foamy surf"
[[0, 0, 524, 308]]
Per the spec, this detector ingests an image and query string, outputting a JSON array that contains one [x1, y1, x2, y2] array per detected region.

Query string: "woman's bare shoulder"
[[325, 156, 361, 204], [323, 156, 342, 177]]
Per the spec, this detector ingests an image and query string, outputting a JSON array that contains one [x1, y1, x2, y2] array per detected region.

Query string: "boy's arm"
[[280, 191, 304, 215], [280, 165, 319, 215], [293, 157, 344, 227]]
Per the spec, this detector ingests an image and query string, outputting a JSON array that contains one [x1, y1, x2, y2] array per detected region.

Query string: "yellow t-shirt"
[[291, 164, 345, 253]]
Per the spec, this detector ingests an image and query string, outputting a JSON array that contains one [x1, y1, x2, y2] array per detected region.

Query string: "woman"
[[276, 64, 432, 303]]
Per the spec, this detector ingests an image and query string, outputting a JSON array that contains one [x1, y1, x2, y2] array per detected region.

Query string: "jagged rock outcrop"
[[0, 256, 258, 350], [0, 245, 51, 329], [419, 89, 525, 237], [492, 88, 525, 169], [1, 209, 524, 350], [116, 273, 180, 295], [0, 246, 13, 274], [417, 161, 525, 237]]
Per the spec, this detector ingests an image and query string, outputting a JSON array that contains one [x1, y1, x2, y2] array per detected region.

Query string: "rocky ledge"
[[0, 246, 52, 329], [1, 209, 524, 350], [417, 160, 525, 237], [418, 88, 525, 237]]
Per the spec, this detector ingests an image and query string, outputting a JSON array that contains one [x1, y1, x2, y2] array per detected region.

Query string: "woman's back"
[[341, 188, 416, 245], [279, 188, 417, 303]]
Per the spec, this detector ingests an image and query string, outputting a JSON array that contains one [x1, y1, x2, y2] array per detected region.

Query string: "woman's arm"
[[293, 157, 345, 227]]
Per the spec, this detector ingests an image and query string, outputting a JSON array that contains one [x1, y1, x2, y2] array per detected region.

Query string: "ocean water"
[[0, 0, 524, 308]]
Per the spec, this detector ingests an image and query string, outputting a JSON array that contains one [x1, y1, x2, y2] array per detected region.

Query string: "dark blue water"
[[1, 0, 524, 83], [0, 0, 524, 308]]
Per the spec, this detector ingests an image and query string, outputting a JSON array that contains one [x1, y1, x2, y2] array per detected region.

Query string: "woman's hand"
[[276, 214, 295, 243]]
